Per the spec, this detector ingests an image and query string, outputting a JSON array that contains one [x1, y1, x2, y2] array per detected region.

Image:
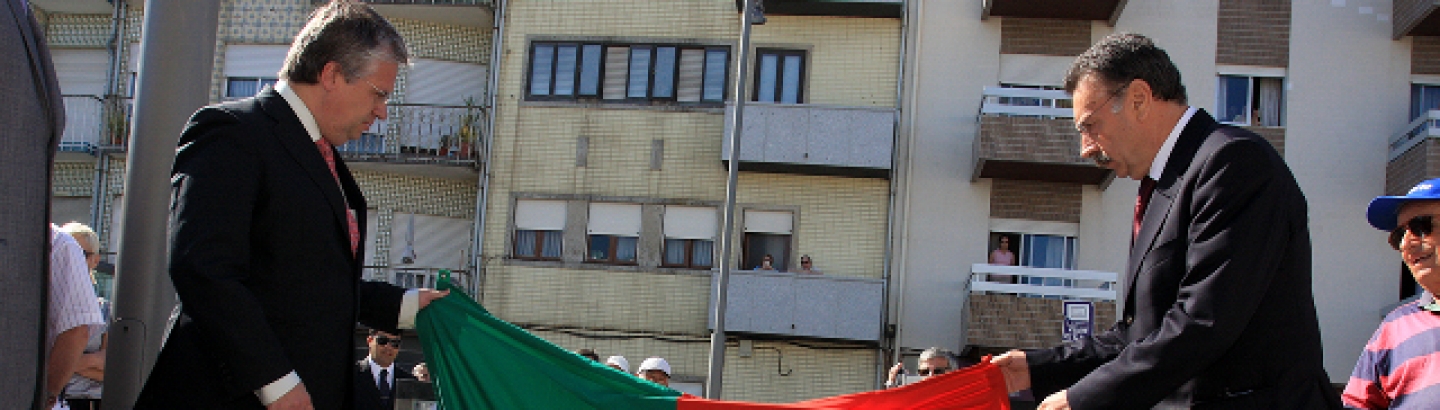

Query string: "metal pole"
[[103, 1, 220, 408], [706, 0, 756, 399], [473, 0, 507, 301]]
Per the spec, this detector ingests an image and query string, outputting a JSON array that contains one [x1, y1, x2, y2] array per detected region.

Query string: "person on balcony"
[[134, 2, 448, 408], [991, 33, 1338, 409], [987, 235, 1017, 284], [794, 255, 823, 275], [1344, 179, 1440, 409], [884, 347, 956, 389], [755, 254, 778, 271]]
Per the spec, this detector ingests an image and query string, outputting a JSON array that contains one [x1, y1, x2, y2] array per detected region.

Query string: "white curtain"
[[1258, 77, 1284, 127]]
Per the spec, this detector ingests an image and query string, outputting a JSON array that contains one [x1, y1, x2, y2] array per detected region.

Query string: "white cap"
[[636, 357, 671, 376], [605, 355, 630, 372]]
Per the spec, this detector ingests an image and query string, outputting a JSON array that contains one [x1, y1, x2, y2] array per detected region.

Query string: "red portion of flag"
[[677, 362, 1010, 410]]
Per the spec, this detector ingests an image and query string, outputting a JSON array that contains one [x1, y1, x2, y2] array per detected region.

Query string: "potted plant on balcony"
[[455, 96, 481, 158]]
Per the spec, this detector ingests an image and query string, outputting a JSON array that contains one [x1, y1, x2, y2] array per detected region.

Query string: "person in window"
[[794, 255, 822, 275], [988, 236, 1017, 284], [755, 254, 777, 271], [884, 347, 956, 388]]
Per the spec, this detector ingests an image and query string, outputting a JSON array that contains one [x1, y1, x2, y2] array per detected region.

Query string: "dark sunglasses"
[[917, 367, 950, 376], [375, 336, 402, 347], [1391, 215, 1435, 250]]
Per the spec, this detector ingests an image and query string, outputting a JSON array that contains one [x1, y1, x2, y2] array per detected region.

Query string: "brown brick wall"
[[990, 179, 1082, 223], [1388, 140, 1427, 196], [1244, 126, 1286, 157], [977, 116, 1089, 165], [1000, 18, 1091, 56], [1397, 0, 1440, 41], [1216, 0, 1290, 67], [967, 293, 1117, 349], [1415, 36, 1440, 75]]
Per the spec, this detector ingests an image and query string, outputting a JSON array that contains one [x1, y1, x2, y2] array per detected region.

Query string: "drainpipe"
[[471, 0, 506, 301], [887, 0, 924, 384], [90, 0, 126, 246], [877, 0, 911, 390]]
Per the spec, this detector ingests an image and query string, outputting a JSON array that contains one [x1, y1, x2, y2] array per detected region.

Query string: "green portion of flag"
[[417, 276, 682, 410]]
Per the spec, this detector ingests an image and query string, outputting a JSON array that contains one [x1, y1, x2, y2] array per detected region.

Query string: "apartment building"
[[479, 0, 901, 402], [894, 0, 1416, 382], [34, 0, 494, 299]]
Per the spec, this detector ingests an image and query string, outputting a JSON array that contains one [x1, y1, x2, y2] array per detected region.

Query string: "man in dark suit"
[[991, 33, 1340, 409], [135, 2, 447, 409], [354, 329, 413, 410]]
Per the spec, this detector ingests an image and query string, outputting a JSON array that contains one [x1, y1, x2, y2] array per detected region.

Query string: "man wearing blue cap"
[[1344, 178, 1440, 409]]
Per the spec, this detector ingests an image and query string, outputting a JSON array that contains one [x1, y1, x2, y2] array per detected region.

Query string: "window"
[[528, 41, 729, 104], [587, 203, 641, 264], [753, 49, 805, 104], [663, 206, 716, 269], [995, 84, 1072, 110], [1216, 75, 1284, 127], [742, 210, 792, 271], [1411, 84, 1440, 121], [513, 200, 565, 260], [225, 77, 277, 99]]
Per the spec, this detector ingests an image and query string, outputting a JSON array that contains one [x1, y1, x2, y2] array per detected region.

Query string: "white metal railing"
[[59, 95, 105, 152], [979, 87, 1074, 119], [364, 266, 473, 295], [969, 263, 1118, 300], [1390, 110, 1440, 161], [339, 103, 487, 164]]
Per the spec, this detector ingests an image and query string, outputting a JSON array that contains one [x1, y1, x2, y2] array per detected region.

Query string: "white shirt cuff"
[[397, 288, 420, 330], [256, 371, 301, 405]]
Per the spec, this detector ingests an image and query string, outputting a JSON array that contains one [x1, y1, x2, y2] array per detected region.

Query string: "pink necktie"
[[316, 138, 360, 255]]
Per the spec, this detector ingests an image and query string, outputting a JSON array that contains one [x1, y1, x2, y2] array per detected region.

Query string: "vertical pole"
[[103, 1, 220, 408], [706, 0, 755, 399]]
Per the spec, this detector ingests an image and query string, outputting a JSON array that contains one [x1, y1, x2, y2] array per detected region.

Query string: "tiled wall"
[[989, 179, 1081, 224], [1216, 0, 1290, 67], [1387, 140, 1436, 196], [44, 13, 111, 48], [966, 293, 1117, 350], [977, 116, 1090, 165], [999, 17, 1090, 57]]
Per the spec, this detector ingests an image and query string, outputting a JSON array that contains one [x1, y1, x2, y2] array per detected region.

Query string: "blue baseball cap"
[[1368, 178, 1440, 231]]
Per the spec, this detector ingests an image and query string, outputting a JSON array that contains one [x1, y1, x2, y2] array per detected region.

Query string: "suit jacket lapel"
[[1122, 109, 1220, 315], [257, 89, 354, 255]]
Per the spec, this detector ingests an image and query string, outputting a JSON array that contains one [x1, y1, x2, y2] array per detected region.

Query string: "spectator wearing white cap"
[[636, 357, 671, 387], [605, 356, 630, 373]]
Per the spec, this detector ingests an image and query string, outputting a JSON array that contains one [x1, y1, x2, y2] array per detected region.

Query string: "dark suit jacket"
[[1025, 110, 1341, 410], [136, 88, 407, 409], [353, 359, 415, 410]]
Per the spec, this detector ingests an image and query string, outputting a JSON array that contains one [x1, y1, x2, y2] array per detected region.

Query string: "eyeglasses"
[[1074, 83, 1130, 135], [83, 250, 97, 257], [917, 367, 951, 376], [801, 260, 812, 264], [375, 336, 402, 347], [362, 79, 391, 102], [1391, 215, 1435, 250]]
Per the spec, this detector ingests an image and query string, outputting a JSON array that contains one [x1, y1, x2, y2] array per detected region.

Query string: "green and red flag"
[[417, 276, 1010, 410]]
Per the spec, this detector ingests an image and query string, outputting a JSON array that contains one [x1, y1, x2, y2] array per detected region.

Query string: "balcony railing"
[[973, 87, 1114, 185], [708, 269, 884, 342], [721, 102, 895, 178], [338, 103, 487, 167], [59, 95, 131, 154], [364, 266, 475, 296], [968, 263, 1117, 301], [1390, 110, 1440, 161]]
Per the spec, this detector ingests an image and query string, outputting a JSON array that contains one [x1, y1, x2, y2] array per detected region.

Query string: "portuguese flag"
[[416, 276, 1010, 410]]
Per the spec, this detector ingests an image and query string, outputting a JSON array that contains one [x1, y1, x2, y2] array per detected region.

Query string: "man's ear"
[[318, 61, 344, 91], [1128, 79, 1154, 119]]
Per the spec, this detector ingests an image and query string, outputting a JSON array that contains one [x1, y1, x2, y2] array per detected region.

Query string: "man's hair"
[[1063, 32, 1186, 105], [279, 0, 409, 84], [368, 328, 398, 337], [58, 222, 99, 252], [918, 347, 955, 367]]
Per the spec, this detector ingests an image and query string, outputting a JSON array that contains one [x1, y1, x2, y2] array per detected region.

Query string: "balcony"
[[59, 95, 131, 157], [966, 263, 1119, 349], [1387, 110, 1440, 195], [365, 266, 476, 296], [973, 87, 1113, 186], [739, 0, 902, 18], [1395, 0, 1440, 39], [29, 0, 114, 14], [338, 103, 487, 170], [356, 0, 494, 28], [708, 270, 885, 343], [982, 0, 1128, 24], [721, 103, 895, 178]]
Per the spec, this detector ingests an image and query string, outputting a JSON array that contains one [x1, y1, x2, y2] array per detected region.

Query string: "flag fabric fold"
[[416, 276, 1010, 410]]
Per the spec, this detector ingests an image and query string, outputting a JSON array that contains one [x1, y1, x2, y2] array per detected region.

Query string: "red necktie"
[[316, 138, 360, 255], [1133, 177, 1157, 242]]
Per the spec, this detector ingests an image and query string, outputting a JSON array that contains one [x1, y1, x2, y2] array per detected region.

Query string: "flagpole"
[[706, 0, 760, 399]]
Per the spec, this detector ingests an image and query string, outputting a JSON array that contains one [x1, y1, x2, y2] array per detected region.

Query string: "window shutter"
[[603, 46, 630, 100], [223, 45, 289, 79], [744, 210, 793, 234], [515, 200, 567, 231], [664, 206, 717, 240], [677, 49, 704, 102], [587, 203, 642, 236]]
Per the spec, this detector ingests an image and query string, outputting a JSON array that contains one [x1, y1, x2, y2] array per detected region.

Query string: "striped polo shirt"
[[1344, 292, 1440, 409]]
